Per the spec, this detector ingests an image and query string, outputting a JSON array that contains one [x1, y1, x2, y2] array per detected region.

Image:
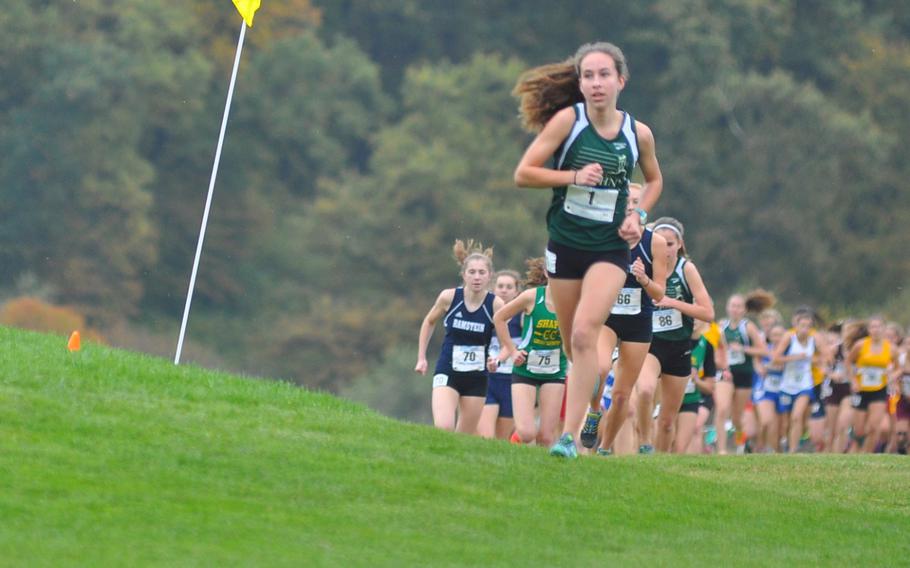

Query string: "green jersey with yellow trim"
[[513, 287, 568, 380]]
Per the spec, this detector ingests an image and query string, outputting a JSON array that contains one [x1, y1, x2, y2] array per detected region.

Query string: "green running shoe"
[[549, 433, 578, 459], [580, 410, 603, 449], [638, 444, 655, 455], [596, 447, 613, 457]]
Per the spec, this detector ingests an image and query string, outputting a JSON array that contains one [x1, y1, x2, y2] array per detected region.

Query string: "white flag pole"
[[175, 20, 247, 365]]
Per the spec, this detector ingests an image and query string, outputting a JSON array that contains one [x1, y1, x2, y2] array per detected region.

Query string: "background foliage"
[[2, 0, 908, 420]]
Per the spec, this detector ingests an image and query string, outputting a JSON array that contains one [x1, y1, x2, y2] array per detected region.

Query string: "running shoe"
[[596, 447, 613, 457], [704, 425, 718, 446], [638, 444, 655, 455], [549, 433, 578, 459], [580, 410, 603, 449], [509, 431, 521, 445]]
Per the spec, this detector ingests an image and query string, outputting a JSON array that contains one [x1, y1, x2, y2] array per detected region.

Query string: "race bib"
[[684, 379, 696, 394], [858, 367, 885, 389], [488, 337, 517, 374], [728, 348, 746, 366], [527, 348, 560, 375], [563, 184, 619, 223], [763, 372, 781, 391], [452, 345, 484, 372], [432, 374, 448, 388], [782, 364, 810, 392], [611, 287, 642, 315], [652, 309, 682, 332]]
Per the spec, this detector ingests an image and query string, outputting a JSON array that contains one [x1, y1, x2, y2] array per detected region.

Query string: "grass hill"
[[1, 326, 908, 566]]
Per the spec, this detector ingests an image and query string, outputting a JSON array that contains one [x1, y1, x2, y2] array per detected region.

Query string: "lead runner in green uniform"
[[513, 42, 663, 458]]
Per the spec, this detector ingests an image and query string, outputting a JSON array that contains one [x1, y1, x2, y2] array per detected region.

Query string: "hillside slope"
[[1, 327, 908, 566]]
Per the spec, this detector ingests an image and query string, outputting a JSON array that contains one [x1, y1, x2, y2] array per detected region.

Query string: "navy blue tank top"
[[436, 288, 496, 375], [610, 229, 655, 318]]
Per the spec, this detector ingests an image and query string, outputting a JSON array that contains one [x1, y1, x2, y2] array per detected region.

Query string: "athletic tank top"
[[722, 319, 753, 373], [488, 314, 522, 377], [610, 229, 655, 317], [548, 103, 638, 252], [435, 288, 495, 375], [855, 338, 892, 392], [513, 287, 568, 380], [653, 257, 694, 341], [781, 334, 815, 394], [830, 343, 848, 384], [763, 343, 784, 393]]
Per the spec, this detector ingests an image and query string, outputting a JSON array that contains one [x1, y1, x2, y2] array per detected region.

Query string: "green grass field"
[[1, 326, 908, 567]]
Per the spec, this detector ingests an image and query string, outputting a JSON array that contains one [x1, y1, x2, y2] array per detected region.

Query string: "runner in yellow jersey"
[[847, 316, 895, 453]]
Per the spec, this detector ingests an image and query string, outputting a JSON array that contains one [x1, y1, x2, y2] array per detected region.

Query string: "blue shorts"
[[751, 376, 765, 403], [777, 388, 814, 414], [754, 384, 780, 407], [485, 374, 513, 418], [601, 373, 616, 412]]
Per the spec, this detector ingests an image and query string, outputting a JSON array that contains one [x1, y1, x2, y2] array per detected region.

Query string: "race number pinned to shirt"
[[782, 363, 811, 392], [858, 367, 885, 389], [652, 309, 682, 332], [611, 287, 642, 315], [488, 337, 517, 374], [526, 349, 560, 375], [764, 373, 782, 391], [728, 348, 746, 366], [453, 345, 485, 372], [563, 184, 619, 223]]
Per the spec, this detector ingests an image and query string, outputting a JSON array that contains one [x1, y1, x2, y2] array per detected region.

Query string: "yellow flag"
[[232, 0, 261, 27]]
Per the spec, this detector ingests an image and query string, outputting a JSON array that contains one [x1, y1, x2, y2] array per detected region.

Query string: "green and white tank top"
[[513, 287, 568, 380], [653, 257, 694, 342], [722, 319, 753, 373], [547, 103, 639, 252]]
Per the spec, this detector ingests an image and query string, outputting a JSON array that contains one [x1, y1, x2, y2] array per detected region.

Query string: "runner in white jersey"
[[478, 270, 522, 440], [771, 312, 817, 453], [754, 324, 785, 452]]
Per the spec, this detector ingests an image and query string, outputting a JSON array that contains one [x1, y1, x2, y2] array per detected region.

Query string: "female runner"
[[491, 258, 568, 447], [847, 316, 895, 453], [719, 294, 767, 454], [415, 240, 503, 434], [513, 41, 663, 457], [634, 217, 715, 453], [478, 270, 523, 439]]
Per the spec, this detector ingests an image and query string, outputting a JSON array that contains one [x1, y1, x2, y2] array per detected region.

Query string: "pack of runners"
[[413, 41, 909, 457]]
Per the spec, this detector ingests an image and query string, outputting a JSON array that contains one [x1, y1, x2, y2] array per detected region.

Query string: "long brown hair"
[[842, 319, 869, 351], [745, 288, 776, 314], [649, 216, 687, 258], [513, 42, 629, 132], [523, 257, 548, 287]]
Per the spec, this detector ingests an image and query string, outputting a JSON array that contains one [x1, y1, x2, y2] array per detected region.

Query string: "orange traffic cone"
[[67, 330, 81, 352]]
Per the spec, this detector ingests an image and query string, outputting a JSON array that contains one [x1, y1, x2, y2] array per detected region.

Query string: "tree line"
[[2, 1, 908, 416]]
